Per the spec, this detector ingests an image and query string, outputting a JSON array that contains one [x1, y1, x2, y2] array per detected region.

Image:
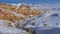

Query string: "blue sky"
[[0, 0, 60, 4]]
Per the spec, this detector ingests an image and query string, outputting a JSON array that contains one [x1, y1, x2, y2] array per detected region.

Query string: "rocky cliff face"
[[0, 3, 41, 20], [0, 3, 42, 28]]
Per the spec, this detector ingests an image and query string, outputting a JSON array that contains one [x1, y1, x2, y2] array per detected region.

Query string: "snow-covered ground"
[[0, 26, 28, 34], [24, 10, 60, 34]]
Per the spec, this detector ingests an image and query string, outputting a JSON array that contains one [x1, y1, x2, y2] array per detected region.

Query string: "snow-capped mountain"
[[0, 3, 60, 34]]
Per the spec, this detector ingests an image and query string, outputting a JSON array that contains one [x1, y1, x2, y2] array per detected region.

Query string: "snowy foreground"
[[0, 26, 28, 34], [24, 10, 60, 34]]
